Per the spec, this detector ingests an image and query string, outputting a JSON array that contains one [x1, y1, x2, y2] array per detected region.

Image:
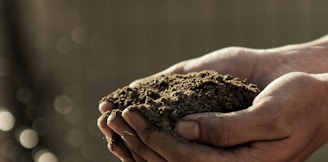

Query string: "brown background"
[[1, 0, 328, 162]]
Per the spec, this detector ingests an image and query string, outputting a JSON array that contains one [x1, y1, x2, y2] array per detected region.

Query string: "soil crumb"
[[101, 70, 260, 138]]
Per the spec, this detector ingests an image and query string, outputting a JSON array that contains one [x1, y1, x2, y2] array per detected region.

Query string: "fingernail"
[[105, 110, 111, 117], [107, 109, 122, 123], [122, 109, 147, 130], [175, 120, 199, 141], [99, 101, 111, 113]]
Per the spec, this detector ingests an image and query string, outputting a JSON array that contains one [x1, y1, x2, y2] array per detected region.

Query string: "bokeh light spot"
[[71, 26, 88, 44], [54, 94, 73, 115], [0, 109, 15, 131], [19, 128, 39, 149], [34, 149, 58, 162]]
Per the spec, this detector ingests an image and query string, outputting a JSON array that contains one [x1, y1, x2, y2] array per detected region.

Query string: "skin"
[[98, 35, 328, 162]]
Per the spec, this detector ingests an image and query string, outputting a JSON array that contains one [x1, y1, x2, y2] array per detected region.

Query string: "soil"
[[101, 70, 260, 139]]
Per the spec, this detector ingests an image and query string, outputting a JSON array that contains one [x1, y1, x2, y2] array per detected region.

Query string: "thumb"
[[175, 103, 289, 147]]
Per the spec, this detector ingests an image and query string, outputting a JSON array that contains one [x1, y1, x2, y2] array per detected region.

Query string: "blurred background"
[[1, 0, 328, 162]]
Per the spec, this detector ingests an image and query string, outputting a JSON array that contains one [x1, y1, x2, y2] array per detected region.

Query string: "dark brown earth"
[[101, 70, 260, 139]]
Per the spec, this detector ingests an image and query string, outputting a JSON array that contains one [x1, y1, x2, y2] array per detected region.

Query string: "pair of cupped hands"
[[98, 43, 328, 161]]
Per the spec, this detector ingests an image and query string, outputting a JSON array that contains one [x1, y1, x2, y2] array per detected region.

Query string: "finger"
[[108, 110, 165, 162], [99, 101, 112, 114], [97, 113, 134, 161], [97, 111, 113, 138], [130, 150, 147, 162], [107, 134, 135, 162], [122, 110, 241, 162], [175, 99, 290, 147]]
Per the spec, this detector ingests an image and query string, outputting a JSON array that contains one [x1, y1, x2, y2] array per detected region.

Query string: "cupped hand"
[[173, 72, 328, 161]]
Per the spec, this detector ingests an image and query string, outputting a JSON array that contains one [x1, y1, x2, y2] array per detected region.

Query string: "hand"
[[173, 72, 328, 161], [105, 72, 328, 162]]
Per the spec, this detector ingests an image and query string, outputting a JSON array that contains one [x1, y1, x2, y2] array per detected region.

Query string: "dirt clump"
[[101, 70, 260, 139]]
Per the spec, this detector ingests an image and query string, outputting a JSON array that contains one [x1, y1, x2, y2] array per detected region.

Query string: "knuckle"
[[133, 142, 148, 156], [216, 120, 231, 147], [107, 110, 122, 126], [198, 114, 231, 147], [106, 116, 114, 126], [138, 125, 154, 143]]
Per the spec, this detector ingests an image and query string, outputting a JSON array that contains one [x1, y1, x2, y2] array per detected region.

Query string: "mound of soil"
[[101, 70, 260, 138]]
